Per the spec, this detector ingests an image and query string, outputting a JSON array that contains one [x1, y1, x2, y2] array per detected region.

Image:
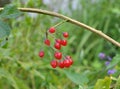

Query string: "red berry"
[[68, 58, 73, 65], [55, 39, 62, 44], [58, 61, 64, 68], [54, 52, 62, 59], [49, 27, 55, 33], [54, 42, 61, 50], [66, 56, 73, 65], [39, 51, 44, 58], [61, 39, 67, 46], [66, 56, 71, 59], [50, 60, 58, 68], [63, 32, 69, 38], [44, 39, 50, 46], [63, 59, 71, 68]]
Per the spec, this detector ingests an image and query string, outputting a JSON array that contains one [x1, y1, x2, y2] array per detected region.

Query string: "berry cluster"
[[39, 27, 73, 68]]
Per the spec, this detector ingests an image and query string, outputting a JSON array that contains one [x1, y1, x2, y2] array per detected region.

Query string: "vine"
[[0, 7, 120, 47]]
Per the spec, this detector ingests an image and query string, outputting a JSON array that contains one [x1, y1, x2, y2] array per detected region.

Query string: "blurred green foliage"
[[0, 0, 120, 89]]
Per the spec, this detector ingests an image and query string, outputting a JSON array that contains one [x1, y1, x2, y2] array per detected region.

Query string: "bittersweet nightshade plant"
[[55, 39, 62, 44], [50, 60, 58, 68], [38, 24, 73, 69], [54, 52, 62, 60], [0, 7, 120, 47], [58, 61, 64, 68], [49, 27, 56, 33], [63, 32, 69, 38], [61, 39, 67, 46], [0, 3, 120, 89], [44, 39, 50, 46], [63, 59, 71, 68], [39, 50, 44, 58], [54, 42, 61, 50], [0, 5, 118, 70]]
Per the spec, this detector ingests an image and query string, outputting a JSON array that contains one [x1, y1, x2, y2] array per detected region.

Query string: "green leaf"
[[94, 76, 111, 89], [0, 39, 7, 47], [0, 4, 21, 19], [115, 76, 120, 89], [64, 71, 89, 85], [107, 54, 120, 70], [0, 20, 11, 38]]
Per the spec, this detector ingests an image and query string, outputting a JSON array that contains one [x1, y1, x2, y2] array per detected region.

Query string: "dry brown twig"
[[0, 7, 120, 47]]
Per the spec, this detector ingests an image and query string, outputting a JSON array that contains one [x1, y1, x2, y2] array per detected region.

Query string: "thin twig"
[[0, 7, 120, 47], [52, 19, 68, 28]]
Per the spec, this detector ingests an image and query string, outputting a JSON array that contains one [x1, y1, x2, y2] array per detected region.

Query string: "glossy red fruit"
[[61, 39, 67, 46], [63, 32, 69, 38], [66, 55, 71, 59], [39, 51, 44, 58], [55, 39, 62, 44], [54, 52, 62, 59], [54, 42, 61, 50], [49, 27, 55, 33], [68, 58, 73, 65], [50, 60, 58, 68], [44, 39, 50, 46], [63, 59, 71, 67], [65, 56, 73, 65], [58, 61, 64, 68]]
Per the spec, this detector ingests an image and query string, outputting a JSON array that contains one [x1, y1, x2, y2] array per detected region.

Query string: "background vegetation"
[[0, 0, 120, 89]]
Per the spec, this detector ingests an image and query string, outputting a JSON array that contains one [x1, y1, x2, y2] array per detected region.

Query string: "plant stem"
[[52, 20, 68, 28], [0, 7, 120, 47]]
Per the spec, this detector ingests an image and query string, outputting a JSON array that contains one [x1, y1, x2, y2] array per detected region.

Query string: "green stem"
[[52, 20, 68, 28]]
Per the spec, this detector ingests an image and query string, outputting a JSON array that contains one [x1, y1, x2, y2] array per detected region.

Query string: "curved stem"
[[0, 7, 120, 47]]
